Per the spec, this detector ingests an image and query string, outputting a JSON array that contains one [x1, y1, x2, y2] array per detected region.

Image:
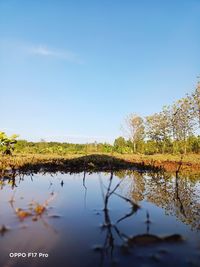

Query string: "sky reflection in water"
[[0, 171, 200, 267]]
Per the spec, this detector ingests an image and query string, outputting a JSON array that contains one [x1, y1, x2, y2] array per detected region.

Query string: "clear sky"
[[1, 0, 200, 143]]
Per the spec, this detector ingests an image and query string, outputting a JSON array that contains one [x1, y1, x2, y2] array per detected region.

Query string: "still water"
[[0, 171, 200, 267]]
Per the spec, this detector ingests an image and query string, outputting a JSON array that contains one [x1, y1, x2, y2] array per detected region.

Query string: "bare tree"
[[123, 114, 144, 153]]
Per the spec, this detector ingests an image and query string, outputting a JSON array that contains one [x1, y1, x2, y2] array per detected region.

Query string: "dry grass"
[[0, 152, 200, 174], [114, 153, 200, 172]]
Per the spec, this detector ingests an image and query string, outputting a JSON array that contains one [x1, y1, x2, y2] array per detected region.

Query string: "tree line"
[[114, 82, 200, 154]]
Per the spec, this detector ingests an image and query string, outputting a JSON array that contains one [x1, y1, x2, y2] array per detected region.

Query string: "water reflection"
[[0, 170, 200, 267], [114, 170, 200, 230], [94, 171, 140, 266]]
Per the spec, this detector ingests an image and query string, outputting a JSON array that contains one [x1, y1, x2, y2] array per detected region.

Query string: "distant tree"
[[124, 114, 144, 153], [145, 106, 172, 152], [114, 137, 126, 153]]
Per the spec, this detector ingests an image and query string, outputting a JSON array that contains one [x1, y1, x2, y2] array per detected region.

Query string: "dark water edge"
[[0, 170, 200, 267]]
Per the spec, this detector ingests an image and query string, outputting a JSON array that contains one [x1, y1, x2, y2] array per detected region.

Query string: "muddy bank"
[[119, 156, 200, 173], [0, 154, 200, 176], [0, 154, 161, 175]]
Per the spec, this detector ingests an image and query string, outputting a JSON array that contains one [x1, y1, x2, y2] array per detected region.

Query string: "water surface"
[[0, 171, 200, 267]]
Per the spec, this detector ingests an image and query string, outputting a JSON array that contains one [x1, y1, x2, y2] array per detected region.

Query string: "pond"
[[0, 170, 200, 267]]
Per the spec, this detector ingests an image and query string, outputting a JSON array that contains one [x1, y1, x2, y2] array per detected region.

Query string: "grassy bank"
[[0, 153, 200, 175]]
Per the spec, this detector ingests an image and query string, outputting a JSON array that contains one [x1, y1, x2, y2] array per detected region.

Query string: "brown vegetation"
[[0, 153, 200, 176]]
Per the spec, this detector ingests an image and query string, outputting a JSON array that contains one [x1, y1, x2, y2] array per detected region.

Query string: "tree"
[[114, 137, 126, 153], [0, 132, 18, 155], [145, 106, 172, 153], [171, 97, 195, 153], [123, 114, 144, 153], [191, 81, 200, 128]]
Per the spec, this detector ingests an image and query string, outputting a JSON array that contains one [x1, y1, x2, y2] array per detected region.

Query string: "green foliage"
[[2, 133, 200, 156], [113, 136, 200, 155], [14, 140, 113, 155], [0, 132, 18, 155], [114, 137, 127, 153]]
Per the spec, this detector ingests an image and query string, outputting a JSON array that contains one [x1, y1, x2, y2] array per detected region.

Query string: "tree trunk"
[[184, 141, 187, 154], [133, 142, 136, 153]]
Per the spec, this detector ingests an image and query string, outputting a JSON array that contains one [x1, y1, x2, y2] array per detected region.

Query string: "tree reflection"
[[94, 171, 188, 267], [114, 170, 200, 230]]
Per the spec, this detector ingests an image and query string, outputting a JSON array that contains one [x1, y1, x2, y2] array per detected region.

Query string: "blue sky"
[[0, 0, 200, 143]]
